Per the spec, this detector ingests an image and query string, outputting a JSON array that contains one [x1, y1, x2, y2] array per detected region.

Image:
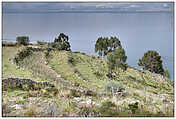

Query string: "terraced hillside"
[[2, 45, 174, 117]]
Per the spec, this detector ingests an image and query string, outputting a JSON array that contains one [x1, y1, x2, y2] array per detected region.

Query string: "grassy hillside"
[[2, 46, 34, 79], [2, 45, 174, 117]]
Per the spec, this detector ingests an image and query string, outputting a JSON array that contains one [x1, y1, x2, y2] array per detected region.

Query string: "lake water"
[[2, 13, 174, 80]]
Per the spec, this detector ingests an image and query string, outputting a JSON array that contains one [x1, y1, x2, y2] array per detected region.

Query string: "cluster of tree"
[[16, 34, 170, 78], [95, 36, 127, 76], [16, 33, 71, 51], [95, 36, 121, 58], [16, 36, 29, 46], [94, 36, 169, 78]]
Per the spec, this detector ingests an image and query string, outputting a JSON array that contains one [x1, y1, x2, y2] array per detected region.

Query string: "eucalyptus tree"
[[94, 36, 121, 58], [53, 33, 71, 51]]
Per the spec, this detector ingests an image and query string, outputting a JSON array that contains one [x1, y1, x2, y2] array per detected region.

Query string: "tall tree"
[[53, 33, 71, 51], [138, 50, 164, 74], [94, 36, 121, 57], [95, 37, 104, 57], [107, 46, 127, 75]]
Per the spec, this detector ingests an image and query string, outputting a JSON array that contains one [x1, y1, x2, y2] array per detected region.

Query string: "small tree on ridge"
[[138, 50, 164, 75]]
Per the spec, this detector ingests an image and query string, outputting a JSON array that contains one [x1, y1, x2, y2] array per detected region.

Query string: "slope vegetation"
[[2, 45, 174, 117]]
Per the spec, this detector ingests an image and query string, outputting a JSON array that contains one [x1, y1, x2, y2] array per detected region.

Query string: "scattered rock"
[[56, 75, 61, 78], [43, 104, 60, 116], [10, 104, 23, 110], [78, 99, 96, 108], [73, 97, 81, 102]]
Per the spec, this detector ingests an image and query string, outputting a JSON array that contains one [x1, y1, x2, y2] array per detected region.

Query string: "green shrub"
[[163, 70, 170, 79], [84, 90, 97, 96], [98, 101, 119, 117], [2, 41, 17, 47], [105, 81, 125, 94], [67, 53, 81, 66], [128, 102, 138, 114], [14, 47, 42, 65], [70, 89, 81, 97], [74, 82, 80, 87], [101, 101, 116, 108], [42, 93, 52, 98], [106, 73, 116, 79], [17, 100, 26, 105], [45, 87, 58, 95], [93, 70, 103, 78], [68, 55, 76, 65], [78, 106, 99, 117], [23, 93, 29, 99], [44, 48, 52, 61], [22, 84, 30, 91], [37, 40, 48, 46], [101, 109, 119, 117]]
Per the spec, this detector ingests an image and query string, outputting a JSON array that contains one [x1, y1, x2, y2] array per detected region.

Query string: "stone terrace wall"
[[2, 78, 55, 90]]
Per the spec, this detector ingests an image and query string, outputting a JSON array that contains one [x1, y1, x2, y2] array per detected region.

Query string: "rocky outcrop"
[[2, 78, 55, 90]]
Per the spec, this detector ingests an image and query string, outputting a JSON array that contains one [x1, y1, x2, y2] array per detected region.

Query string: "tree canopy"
[[138, 50, 164, 75], [16, 36, 29, 46], [95, 36, 121, 57], [107, 46, 127, 74], [52, 33, 71, 51]]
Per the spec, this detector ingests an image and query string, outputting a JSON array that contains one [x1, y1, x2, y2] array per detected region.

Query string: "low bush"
[[101, 101, 116, 108], [2, 41, 17, 47], [128, 102, 139, 114], [44, 48, 52, 57], [104, 81, 125, 94], [68, 55, 76, 65], [74, 82, 80, 87], [14, 47, 42, 65], [24, 105, 37, 116], [84, 90, 97, 96], [23, 93, 29, 99], [78, 106, 99, 117], [73, 51, 81, 54], [163, 70, 170, 79], [67, 53, 81, 66], [98, 101, 119, 117], [37, 40, 48, 46], [45, 87, 58, 96], [106, 73, 116, 79], [93, 70, 103, 78], [70, 89, 81, 97]]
